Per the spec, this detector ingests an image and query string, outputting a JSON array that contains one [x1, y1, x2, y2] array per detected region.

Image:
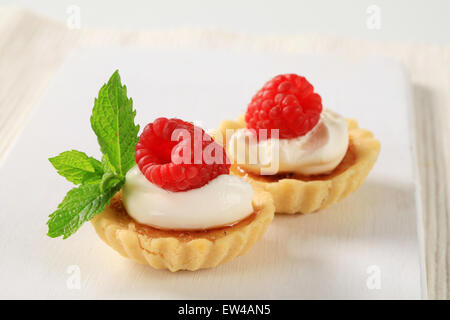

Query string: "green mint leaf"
[[49, 150, 104, 185], [101, 154, 117, 175], [47, 70, 140, 239], [90, 70, 140, 177], [47, 181, 123, 239], [99, 172, 124, 193]]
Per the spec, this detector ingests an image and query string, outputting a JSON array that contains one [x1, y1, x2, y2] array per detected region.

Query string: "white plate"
[[0, 48, 425, 299]]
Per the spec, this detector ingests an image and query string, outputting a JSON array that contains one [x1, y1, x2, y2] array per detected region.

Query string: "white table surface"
[[0, 8, 448, 299], [0, 47, 425, 299]]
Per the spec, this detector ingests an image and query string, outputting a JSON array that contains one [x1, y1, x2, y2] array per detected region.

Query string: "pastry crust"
[[91, 189, 274, 271], [213, 115, 380, 214]]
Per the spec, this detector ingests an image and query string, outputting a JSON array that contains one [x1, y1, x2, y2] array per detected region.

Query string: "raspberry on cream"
[[122, 165, 254, 230], [245, 74, 323, 139], [125, 117, 255, 230], [135, 118, 230, 192], [229, 109, 349, 176]]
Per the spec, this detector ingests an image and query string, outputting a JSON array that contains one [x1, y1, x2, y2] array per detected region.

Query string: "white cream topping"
[[228, 109, 349, 175], [122, 166, 254, 230]]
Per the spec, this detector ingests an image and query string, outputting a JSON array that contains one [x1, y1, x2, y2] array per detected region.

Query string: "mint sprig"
[[90, 70, 140, 176], [49, 150, 103, 185], [47, 182, 121, 239], [47, 70, 139, 238]]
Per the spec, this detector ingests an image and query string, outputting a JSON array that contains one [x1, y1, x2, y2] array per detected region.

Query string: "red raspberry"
[[245, 74, 322, 139], [135, 118, 230, 192]]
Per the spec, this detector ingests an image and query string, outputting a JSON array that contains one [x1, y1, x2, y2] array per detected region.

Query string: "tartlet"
[[89, 116, 276, 272], [91, 189, 274, 271], [213, 73, 381, 214], [47, 71, 275, 272], [213, 72, 380, 215], [215, 115, 380, 214]]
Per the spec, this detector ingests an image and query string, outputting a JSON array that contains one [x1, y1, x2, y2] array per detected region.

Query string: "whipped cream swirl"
[[122, 166, 254, 230], [228, 109, 349, 175]]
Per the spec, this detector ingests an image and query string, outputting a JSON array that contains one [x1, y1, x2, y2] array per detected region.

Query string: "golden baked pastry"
[[47, 71, 275, 273], [213, 115, 380, 214], [91, 189, 274, 271]]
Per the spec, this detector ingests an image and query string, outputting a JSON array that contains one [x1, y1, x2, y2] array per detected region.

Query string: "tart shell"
[[213, 115, 381, 214], [91, 189, 274, 271]]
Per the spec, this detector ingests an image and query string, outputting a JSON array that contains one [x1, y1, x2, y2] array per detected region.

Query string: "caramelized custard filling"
[[108, 194, 258, 242], [233, 140, 357, 183]]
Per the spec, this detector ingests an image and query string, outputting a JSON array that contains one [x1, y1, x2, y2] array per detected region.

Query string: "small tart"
[[91, 189, 274, 271], [213, 115, 380, 214]]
